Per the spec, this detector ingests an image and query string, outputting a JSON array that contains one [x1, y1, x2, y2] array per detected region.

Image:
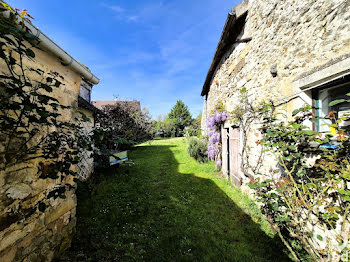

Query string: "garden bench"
[[109, 150, 134, 166]]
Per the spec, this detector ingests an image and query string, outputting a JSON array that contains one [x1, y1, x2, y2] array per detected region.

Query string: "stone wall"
[[0, 43, 90, 261], [202, 0, 350, 183]]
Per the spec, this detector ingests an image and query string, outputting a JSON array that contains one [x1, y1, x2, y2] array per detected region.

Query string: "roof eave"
[[78, 96, 102, 113], [201, 0, 249, 97], [0, 6, 100, 86]]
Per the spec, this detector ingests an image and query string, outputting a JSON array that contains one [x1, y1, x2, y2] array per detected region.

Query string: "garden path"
[[61, 138, 291, 261]]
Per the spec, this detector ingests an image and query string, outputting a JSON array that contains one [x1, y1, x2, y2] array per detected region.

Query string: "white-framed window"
[[315, 82, 350, 133]]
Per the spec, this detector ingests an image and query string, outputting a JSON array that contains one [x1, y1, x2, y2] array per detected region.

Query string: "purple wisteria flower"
[[206, 117, 215, 128], [206, 107, 229, 164], [215, 114, 222, 122], [221, 112, 228, 121]]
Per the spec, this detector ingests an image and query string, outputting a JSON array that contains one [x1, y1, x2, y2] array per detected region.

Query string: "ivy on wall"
[[0, 2, 90, 212]]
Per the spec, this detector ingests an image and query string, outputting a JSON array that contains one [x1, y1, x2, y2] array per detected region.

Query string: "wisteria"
[[206, 109, 229, 167]]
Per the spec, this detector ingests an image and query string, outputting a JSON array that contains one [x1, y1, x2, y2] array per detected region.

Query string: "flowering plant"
[[206, 102, 229, 167], [249, 103, 350, 261]]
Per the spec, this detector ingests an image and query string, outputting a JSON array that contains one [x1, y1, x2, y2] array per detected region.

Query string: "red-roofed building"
[[92, 100, 141, 112]]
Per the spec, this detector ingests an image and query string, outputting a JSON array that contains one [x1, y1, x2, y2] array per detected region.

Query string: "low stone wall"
[[0, 188, 76, 261]]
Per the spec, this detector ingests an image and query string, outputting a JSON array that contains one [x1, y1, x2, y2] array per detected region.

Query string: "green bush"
[[184, 125, 198, 138], [187, 137, 208, 163]]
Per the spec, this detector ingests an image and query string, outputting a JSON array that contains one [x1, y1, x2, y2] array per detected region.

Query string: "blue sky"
[[9, 0, 239, 119]]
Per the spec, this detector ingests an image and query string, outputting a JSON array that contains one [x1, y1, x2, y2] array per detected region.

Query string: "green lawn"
[[64, 138, 291, 261]]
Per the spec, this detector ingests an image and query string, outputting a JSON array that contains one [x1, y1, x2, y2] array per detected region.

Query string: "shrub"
[[184, 125, 198, 138], [96, 103, 154, 144], [152, 117, 176, 138], [91, 127, 134, 167], [187, 137, 208, 163], [249, 104, 350, 261]]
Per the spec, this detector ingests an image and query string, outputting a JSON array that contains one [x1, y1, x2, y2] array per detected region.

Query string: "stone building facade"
[[201, 0, 350, 187], [0, 11, 99, 262]]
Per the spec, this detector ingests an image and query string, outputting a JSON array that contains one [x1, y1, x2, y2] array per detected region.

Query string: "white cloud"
[[127, 15, 139, 22], [102, 3, 124, 13], [101, 3, 141, 23]]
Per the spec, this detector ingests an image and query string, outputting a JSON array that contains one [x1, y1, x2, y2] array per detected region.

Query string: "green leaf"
[[303, 130, 314, 136], [338, 189, 350, 196], [41, 84, 53, 92], [54, 80, 61, 87], [25, 48, 35, 58], [266, 129, 277, 137], [24, 32, 38, 41], [269, 193, 279, 199], [306, 183, 317, 188], [59, 194, 66, 199], [292, 123, 300, 129], [269, 202, 279, 212], [341, 173, 350, 180], [317, 235, 324, 241], [329, 99, 346, 107], [275, 216, 290, 222], [292, 108, 302, 116], [288, 145, 297, 151]]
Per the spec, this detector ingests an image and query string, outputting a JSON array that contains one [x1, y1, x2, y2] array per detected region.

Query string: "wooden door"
[[229, 127, 242, 186], [221, 127, 229, 179]]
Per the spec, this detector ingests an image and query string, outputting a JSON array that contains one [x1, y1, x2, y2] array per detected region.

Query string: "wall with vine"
[[0, 3, 94, 261]]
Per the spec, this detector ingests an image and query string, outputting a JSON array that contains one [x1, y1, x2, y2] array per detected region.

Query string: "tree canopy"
[[168, 100, 192, 136]]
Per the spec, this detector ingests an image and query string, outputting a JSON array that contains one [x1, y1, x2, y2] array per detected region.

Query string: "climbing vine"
[[206, 101, 229, 167], [250, 102, 350, 261], [0, 2, 90, 211], [209, 87, 350, 260], [228, 87, 274, 177]]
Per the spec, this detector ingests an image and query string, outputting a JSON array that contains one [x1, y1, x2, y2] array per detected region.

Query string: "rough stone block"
[[44, 195, 76, 226], [240, 45, 251, 59]]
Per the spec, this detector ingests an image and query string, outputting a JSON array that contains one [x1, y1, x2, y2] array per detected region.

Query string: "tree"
[[168, 100, 192, 137], [193, 112, 202, 130], [95, 102, 153, 151]]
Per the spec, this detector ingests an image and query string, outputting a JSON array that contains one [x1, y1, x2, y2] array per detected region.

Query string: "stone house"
[[0, 8, 99, 262], [201, 0, 350, 187]]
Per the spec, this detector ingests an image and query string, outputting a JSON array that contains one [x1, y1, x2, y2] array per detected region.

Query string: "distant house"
[[0, 6, 99, 262], [92, 100, 141, 112], [201, 0, 350, 187]]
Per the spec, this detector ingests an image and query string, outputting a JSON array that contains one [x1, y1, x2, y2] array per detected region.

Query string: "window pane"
[[316, 83, 350, 133], [79, 80, 92, 103]]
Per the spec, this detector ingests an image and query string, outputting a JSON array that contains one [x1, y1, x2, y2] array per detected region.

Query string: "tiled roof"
[[92, 100, 141, 112]]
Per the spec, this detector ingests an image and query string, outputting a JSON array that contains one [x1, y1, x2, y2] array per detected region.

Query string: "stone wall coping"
[[294, 53, 350, 90]]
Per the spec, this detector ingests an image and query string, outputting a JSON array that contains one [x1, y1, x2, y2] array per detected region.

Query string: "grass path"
[[65, 138, 291, 261]]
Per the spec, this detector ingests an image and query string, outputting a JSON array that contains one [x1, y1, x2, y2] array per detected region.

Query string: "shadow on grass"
[[59, 143, 291, 262]]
